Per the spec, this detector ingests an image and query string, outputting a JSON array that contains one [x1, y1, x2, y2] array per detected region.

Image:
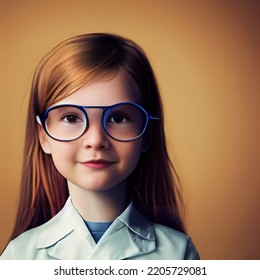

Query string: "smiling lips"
[[81, 159, 115, 169]]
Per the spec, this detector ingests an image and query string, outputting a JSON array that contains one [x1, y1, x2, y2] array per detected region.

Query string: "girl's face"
[[39, 70, 145, 193]]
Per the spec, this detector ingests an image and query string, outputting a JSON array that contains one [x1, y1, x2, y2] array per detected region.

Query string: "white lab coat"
[[1, 198, 199, 260]]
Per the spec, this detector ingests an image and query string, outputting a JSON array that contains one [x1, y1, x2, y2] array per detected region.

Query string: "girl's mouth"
[[81, 159, 115, 169]]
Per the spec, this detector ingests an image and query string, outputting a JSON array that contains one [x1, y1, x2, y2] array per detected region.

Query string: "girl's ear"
[[38, 126, 52, 154]]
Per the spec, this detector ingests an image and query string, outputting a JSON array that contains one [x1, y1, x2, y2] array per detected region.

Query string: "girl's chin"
[[68, 181, 125, 193]]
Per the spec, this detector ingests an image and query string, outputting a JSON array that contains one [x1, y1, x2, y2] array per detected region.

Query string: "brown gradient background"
[[0, 0, 259, 259]]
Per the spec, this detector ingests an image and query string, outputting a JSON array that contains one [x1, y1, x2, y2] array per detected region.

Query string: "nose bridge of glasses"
[[83, 106, 106, 126]]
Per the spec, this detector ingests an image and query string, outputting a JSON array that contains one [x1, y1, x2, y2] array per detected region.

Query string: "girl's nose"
[[81, 116, 110, 150]]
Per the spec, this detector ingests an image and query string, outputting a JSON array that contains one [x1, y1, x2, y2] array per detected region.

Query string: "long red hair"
[[9, 33, 186, 242]]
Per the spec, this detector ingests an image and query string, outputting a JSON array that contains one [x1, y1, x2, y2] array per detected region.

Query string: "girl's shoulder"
[[0, 213, 62, 259], [0, 199, 77, 259], [150, 223, 200, 260], [153, 222, 188, 240]]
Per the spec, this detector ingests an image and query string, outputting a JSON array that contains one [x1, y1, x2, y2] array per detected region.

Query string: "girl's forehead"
[[52, 70, 142, 107]]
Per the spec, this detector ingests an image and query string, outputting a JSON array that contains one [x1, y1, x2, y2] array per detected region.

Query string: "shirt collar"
[[117, 201, 155, 240]]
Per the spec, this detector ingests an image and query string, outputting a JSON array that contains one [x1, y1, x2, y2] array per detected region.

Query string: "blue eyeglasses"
[[36, 102, 159, 142]]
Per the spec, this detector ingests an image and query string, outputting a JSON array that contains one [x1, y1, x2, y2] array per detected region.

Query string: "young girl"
[[1, 33, 199, 260]]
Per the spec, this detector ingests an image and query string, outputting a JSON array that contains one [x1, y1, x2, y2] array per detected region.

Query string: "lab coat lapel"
[[37, 198, 96, 260], [46, 228, 95, 260]]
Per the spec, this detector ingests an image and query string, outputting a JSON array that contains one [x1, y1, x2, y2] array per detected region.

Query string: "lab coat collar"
[[36, 198, 156, 259]]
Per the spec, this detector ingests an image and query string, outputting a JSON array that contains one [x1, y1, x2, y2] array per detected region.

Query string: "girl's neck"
[[68, 181, 129, 222]]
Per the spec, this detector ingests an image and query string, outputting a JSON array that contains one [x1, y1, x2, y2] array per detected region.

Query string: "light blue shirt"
[[84, 220, 113, 243]]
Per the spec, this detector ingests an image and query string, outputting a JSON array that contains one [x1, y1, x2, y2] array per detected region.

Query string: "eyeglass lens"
[[45, 104, 147, 141]]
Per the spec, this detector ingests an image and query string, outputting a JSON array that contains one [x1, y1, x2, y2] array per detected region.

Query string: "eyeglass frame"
[[36, 102, 159, 142]]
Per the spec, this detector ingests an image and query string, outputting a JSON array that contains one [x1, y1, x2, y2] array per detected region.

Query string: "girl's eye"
[[108, 114, 127, 123], [62, 114, 82, 123]]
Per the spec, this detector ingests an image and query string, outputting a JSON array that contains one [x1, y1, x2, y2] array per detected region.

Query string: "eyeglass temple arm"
[[149, 116, 160, 120]]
